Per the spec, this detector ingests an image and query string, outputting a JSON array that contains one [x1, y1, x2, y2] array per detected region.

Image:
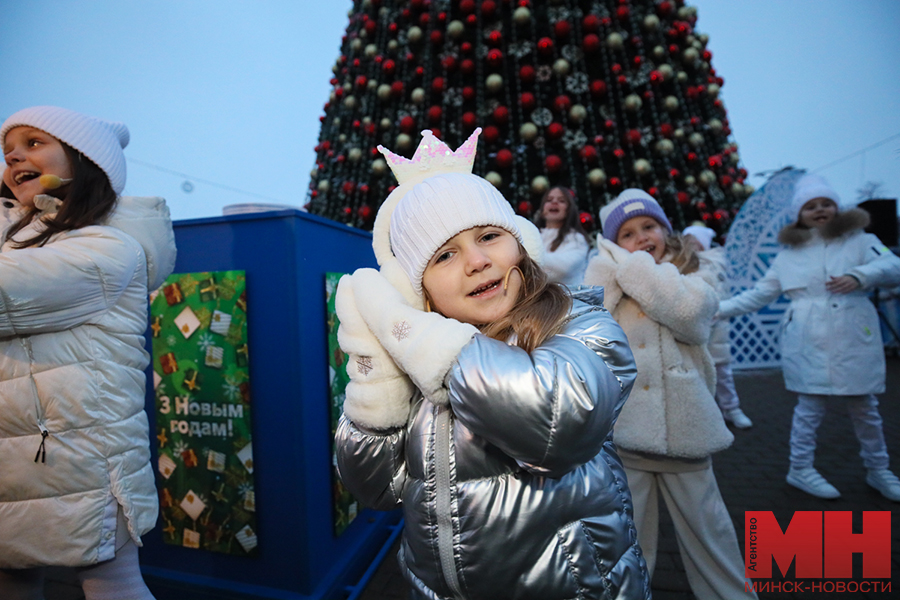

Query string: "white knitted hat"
[[390, 172, 523, 294], [1, 106, 129, 194], [682, 225, 715, 250], [790, 173, 840, 220]]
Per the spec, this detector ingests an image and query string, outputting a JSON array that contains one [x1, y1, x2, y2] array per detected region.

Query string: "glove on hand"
[[350, 268, 479, 406], [336, 274, 415, 430]]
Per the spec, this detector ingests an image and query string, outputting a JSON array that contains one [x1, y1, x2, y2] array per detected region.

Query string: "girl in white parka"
[[0, 106, 176, 600], [533, 186, 592, 287], [583, 189, 756, 600], [718, 174, 900, 501]]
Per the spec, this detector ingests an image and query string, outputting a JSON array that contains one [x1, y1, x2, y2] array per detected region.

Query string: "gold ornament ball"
[[653, 45, 666, 60], [343, 82, 352, 92], [744, 184, 756, 196], [658, 64, 674, 80], [643, 15, 660, 30], [634, 159, 652, 176], [351, 39, 363, 52], [387, 40, 399, 53], [380, 117, 392, 129], [731, 182, 744, 196], [677, 71, 688, 83], [447, 20, 465, 39], [365, 44, 377, 58], [396, 133, 413, 151], [699, 170, 716, 187], [674, 128, 685, 140], [655, 139, 675, 155], [689, 132, 705, 148], [531, 175, 550, 195], [317, 180, 330, 193], [624, 94, 642, 112], [338, 134, 347, 143], [408, 26, 423, 44], [568, 104, 587, 124], [513, 6, 531, 24], [411, 87, 426, 104], [707, 84, 720, 98], [607, 32, 624, 50], [553, 59, 570, 76], [486, 73, 504, 94], [684, 175, 696, 187], [664, 96, 680, 112], [520, 122, 539, 142], [708, 118, 723, 133], [485, 171, 503, 188], [348, 148, 363, 163], [343, 96, 357, 110], [372, 158, 388, 176], [587, 168, 607, 187], [377, 84, 392, 101], [682, 47, 699, 63]]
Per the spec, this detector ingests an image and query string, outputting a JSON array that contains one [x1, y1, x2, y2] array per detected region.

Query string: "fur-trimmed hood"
[[778, 208, 870, 247]]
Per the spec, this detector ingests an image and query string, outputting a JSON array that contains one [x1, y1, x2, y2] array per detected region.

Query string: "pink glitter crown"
[[377, 128, 481, 185]]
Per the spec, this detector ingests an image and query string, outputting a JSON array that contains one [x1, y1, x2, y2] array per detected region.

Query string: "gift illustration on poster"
[[326, 272, 359, 536], [150, 270, 258, 556]]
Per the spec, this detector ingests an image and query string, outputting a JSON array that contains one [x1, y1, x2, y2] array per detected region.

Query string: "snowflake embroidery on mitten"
[[356, 356, 374, 376], [392, 321, 411, 341]]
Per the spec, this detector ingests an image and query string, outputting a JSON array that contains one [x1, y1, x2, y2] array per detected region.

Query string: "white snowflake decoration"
[[357, 356, 374, 376], [392, 321, 411, 341], [197, 332, 215, 352]]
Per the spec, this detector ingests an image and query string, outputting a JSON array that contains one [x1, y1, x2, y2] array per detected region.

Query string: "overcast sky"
[[2, 0, 898, 221]]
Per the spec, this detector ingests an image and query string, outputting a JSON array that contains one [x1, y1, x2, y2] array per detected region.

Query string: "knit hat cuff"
[[600, 189, 672, 241]]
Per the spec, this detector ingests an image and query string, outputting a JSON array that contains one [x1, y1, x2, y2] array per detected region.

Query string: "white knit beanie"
[[599, 188, 672, 241], [790, 173, 841, 221], [682, 225, 715, 250], [390, 172, 523, 295], [0, 106, 129, 194]]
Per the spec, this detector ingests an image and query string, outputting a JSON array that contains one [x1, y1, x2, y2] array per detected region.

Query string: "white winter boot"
[[866, 469, 900, 502], [787, 467, 840, 499]]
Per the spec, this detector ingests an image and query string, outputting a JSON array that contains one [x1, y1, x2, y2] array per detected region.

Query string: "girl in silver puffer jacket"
[[334, 129, 650, 600]]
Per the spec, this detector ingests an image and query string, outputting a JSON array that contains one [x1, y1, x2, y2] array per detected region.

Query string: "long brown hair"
[[1, 142, 118, 248], [533, 186, 590, 252], [474, 246, 572, 353], [663, 232, 700, 274]]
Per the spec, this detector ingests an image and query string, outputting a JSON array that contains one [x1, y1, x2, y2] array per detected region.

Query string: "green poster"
[[326, 272, 359, 536], [150, 270, 258, 556]]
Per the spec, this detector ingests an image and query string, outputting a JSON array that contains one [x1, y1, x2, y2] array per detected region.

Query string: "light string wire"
[[126, 156, 291, 205]]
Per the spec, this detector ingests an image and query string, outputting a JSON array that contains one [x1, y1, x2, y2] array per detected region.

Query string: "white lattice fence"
[[724, 169, 804, 370]]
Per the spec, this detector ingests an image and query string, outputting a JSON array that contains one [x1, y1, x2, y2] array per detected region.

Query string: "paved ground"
[[45, 359, 900, 599]]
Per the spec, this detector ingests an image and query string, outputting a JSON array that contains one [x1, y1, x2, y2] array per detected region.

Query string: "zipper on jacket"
[[34, 425, 49, 463], [434, 404, 465, 599]]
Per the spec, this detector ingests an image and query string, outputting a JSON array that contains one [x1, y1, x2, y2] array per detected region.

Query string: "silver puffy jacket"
[[336, 289, 650, 600]]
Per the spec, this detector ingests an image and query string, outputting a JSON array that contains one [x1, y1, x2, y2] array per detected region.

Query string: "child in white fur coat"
[[584, 189, 755, 600]]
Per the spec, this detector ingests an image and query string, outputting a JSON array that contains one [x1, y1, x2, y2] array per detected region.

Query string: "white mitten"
[[599, 238, 633, 265], [350, 268, 479, 406], [336, 275, 416, 430]]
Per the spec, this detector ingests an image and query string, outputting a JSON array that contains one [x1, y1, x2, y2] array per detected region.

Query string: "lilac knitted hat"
[[1, 106, 129, 194], [599, 189, 672, 241]]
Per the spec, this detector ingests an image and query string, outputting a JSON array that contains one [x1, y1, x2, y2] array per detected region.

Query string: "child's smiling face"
[[616, 215, 667, 263], [541, 188, 569, 228], [799, 197, 838, 229], [3, 126, 73, 208], [422, 226, 522, 325]]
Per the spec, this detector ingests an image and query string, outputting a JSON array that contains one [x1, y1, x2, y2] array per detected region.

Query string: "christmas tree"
[[306, 0, 753, 235]]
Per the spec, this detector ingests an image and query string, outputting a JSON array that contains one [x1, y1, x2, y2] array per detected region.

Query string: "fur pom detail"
[[778, 208, 870, 246]]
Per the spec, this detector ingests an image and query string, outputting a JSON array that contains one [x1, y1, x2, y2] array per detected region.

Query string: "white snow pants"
[[790, 393, 890, 470]]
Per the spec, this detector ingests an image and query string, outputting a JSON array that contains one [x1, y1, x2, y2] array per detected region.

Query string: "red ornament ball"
[[488, 30, 503, 46], [461, 58, 475, 75], [342, 206, 352, 217], [677, 191, 690, 205], [358, 205, 373, 221], [483, 125, 501, 144], [496, 149, 514, 169], [659, 123, 674, 138], [518, 200, 532, 216], [545, 154, 563, 173], [580, 145, 598, 163], [613, 148, 626, 160], [590, 80, 608, 97], [554, 21, 571, 39], [462, 112, 477, 130], [442, 55, 457, 72], [687, 152, 698, 163], [616, 6, 630, 20], [400, 115, 416, 133], [428, 105, 442, 123], [553, 95, 572, 113], [459, 0, 475, 14], [519, 92, 536, 112], [481, 0, 497, 19], [583, 14, 601, 32], [391, 81, 404, 97], [462, 86, 476, 101], [519, 64, 536, 84], [583, 34, 601, 54], [538, 37, 554, 55], [580, 211, 594, 229], [626, 129, 642, 145], [432, 77, 445, 94], [493, 106, 509, 125], [382, 59, 396, 75], [487, 49, 504, 67], [609, 177, 623, 189], [342, 181, 355, 195], [546, 122, 564, 140]]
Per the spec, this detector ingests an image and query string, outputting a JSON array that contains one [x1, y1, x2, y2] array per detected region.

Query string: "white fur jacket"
[[583, 241, 734, 459]]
